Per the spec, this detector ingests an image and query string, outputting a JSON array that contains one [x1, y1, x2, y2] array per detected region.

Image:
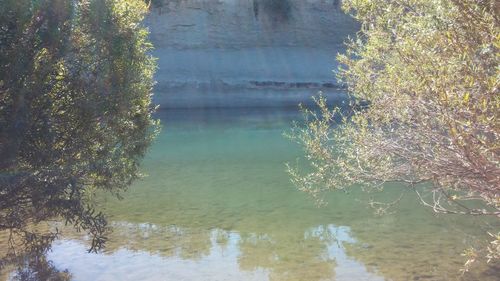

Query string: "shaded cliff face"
[[145, 0, 359, 108], [146, 0, 356, 48]]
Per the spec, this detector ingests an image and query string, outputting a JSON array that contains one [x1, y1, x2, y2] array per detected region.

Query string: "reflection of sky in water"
[[47, 234, 268, 281], [309, 225, 384, 281], [46, 224, 384, 281]]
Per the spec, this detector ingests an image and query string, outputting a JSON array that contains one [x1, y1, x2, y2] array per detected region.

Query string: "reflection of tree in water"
[[6, 216, 499, 281], [52, 221, 337, 281], [98, 199, 500, 281], [0, 228, 70, 281], [238, 230, 336, 281], [9, 254, 71, 281], [95, 223, 213, 261], [0, 224, 61, 280], [102, 221, 336, 281], [6, 188, 499, 280]]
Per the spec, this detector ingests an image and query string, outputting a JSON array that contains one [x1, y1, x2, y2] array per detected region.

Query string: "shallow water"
[[8, 107, 498, 281]]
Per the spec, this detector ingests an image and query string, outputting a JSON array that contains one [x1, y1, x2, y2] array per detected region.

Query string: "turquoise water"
[[12, 107, 499, 281]]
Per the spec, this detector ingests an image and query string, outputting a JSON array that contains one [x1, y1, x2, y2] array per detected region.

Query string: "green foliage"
[[0, 0, 158, 256], [144, 0, 165, 9], [289, 0, 499, 269]]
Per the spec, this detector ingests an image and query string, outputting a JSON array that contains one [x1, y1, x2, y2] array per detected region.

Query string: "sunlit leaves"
[[0, 0, 158, 257], [289, 0, 499, 270]]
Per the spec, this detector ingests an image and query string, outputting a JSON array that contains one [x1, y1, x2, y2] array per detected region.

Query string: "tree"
[[0, 0, 158, 261], [288, 0, 499, 269]]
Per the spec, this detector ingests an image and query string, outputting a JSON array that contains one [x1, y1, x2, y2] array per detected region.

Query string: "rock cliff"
[[145, 0, 359, 108]]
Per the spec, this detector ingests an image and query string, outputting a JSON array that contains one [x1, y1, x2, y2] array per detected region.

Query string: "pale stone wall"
[[145, 0, 359, 108], [145, 0, 356, 48]]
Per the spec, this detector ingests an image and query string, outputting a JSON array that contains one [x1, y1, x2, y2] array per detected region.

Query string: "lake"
[[12, 106, 495, 281]]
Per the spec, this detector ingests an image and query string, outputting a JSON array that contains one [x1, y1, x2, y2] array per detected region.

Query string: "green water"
[[33, 108, 499, 280]]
